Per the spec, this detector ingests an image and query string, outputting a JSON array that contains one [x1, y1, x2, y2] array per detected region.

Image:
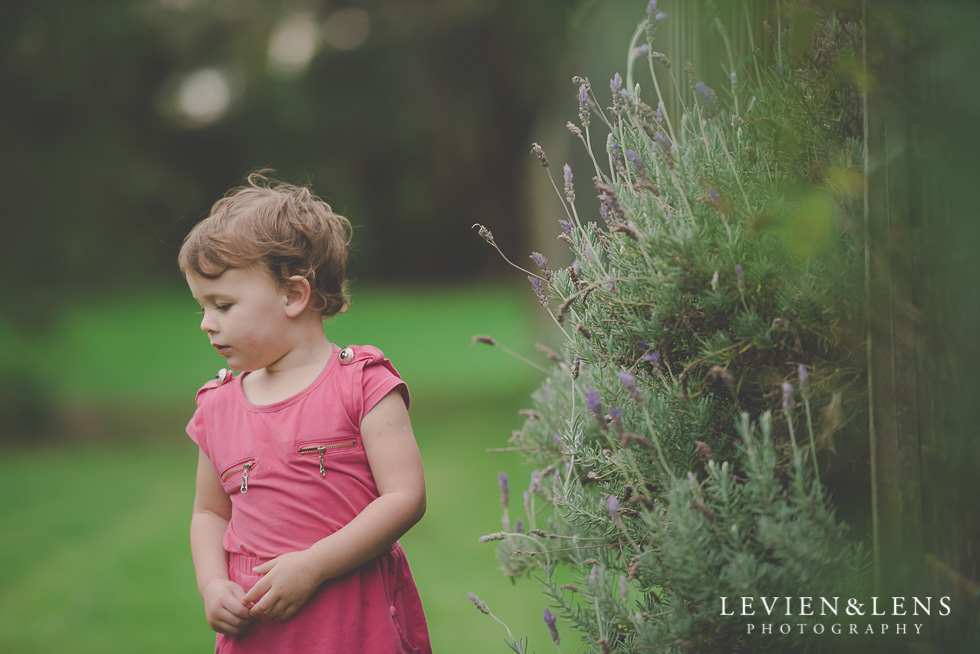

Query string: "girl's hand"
[[242, 550, 323, 622], [202, 578, 253, 636]]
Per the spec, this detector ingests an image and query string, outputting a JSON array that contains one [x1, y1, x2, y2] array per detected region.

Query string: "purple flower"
[[514, 519, 524, 534], [781, 381, 794, 411], [498, 472, 509, 507], [563, 163, 575, 202], [529, 276, 548, 307], [578, 84, 591, 126], [606, 494, 622, 524], [633, 44, 651, 57], [618, 371, 642, 403], [694, 81, 713, 100], [611, 73, 623, 96], [586, 389, 605, 428], [653, 131, 671, 154], [543, 608, 560, 645], [530, 251, 550, 277], [694, 81, 720, 117], [619, 574, 628, 600], [735, 264, 744, 292], [626, 150, 644, 173], [589, 564, 599, 585], [646, 0, 667, 20], [609, 407, 624, 431], [611, 139, 622, 162], [642, 351, 660, 364], [797, 364, 809, 390]]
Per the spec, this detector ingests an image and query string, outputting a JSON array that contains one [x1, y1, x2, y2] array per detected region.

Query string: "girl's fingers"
[[248, 589, 279, 618], [241, 577, 271, 607], [252, 559, 276, 574]]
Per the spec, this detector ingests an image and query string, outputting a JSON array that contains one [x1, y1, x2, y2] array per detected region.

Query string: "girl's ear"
[[283, 275, 313, 317]]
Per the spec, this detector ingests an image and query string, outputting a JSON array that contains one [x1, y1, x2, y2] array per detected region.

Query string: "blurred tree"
[[0, 0, 597, 324]]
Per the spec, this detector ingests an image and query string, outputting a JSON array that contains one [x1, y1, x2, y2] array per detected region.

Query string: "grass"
[[0, 283, 569, 653]]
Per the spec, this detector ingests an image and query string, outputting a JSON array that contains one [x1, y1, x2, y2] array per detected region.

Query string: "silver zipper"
[[299, 440, 356, 476]]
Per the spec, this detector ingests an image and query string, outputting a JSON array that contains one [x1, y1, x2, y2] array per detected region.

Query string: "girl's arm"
[[190, 450, 254, 635], [242, 389, 426, 621]]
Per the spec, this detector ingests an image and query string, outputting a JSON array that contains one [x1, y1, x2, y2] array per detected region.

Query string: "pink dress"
[[187, 344, 431, 653]]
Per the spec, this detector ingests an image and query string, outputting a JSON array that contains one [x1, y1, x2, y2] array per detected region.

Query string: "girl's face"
[[186, 265, 292, 372]]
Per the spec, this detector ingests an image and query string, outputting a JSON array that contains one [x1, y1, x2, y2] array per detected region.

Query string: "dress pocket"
[[297, 438, 358, 476], [219, 457, 256, 494]]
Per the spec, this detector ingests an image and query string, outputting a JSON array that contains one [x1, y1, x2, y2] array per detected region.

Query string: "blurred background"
[[0, 0, 653, 651]]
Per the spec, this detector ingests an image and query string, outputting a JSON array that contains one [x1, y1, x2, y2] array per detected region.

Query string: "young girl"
[[178, 172, 431, 653]]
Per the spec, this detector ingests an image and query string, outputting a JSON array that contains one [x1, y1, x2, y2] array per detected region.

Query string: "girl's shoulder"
[[193, 367, 236, 406]]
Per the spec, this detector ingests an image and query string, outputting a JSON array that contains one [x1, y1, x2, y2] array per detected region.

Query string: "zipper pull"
[[316, 446, 326, 477], [240, 461, 254, 493]]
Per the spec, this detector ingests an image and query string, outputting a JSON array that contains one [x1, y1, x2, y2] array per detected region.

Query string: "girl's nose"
[[200, 312, 217, 334]]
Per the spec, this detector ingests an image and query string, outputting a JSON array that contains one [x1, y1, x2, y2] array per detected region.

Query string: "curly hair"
[[178, 171, 352, 318]]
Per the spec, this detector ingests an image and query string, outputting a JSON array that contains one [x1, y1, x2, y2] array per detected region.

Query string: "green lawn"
[[0, 283, 566, 653]]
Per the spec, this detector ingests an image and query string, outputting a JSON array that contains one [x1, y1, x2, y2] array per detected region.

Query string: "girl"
[[178, 172, 431, 653]]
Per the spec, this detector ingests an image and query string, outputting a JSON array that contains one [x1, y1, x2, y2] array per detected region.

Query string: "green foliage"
[[474, 3, 869, 652]]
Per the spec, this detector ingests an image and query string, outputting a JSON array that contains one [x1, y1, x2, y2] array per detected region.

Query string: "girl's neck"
[[243, 329, 334, 406]]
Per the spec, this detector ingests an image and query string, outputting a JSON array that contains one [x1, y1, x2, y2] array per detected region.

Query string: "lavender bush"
[[471, 2, 869, 652]]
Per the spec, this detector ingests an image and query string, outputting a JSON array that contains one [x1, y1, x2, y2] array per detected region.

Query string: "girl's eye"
[[216, 304, 232, 312]]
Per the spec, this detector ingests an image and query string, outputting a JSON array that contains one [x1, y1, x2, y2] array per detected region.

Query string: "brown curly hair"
[[178, 171, 352, 318]]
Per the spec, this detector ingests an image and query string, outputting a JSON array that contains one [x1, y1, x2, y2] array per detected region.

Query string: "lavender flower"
[[609, 407, 624, 432], [618, 371, 642, 404], [586, 389, 605, 428], [694, 81, 720, 117], [653, 131, 671, 155], [559, 219, 572, 234], [610, 73, 623, 97], [646, 0, 668, 21], [606, 494, 622, 525], [563, 163, 575, 202], [633, 44, 651, 58], [498, 472, 509, 507], [467, 592, 490, 615], [798, 364, 809, 391], [514, 519, 524, 534], [610, 139, 622, 163], [781, 381, 794, 411], [735, 264, 744, 292], [711, 271, 719, 290], [529, 276, 548, 307], [578, 84, 591, 126], [626, 150, 644, 173], [530, 252, 552, 281], [619, 574, 628, 600], [543, 608, 560, 645], [529, 470, 542, 493], [589, 564, 599, 585]]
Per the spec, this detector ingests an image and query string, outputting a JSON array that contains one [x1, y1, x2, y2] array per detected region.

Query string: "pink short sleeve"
[[185, 404, 209, 457], [360, 362, 409, 423]]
